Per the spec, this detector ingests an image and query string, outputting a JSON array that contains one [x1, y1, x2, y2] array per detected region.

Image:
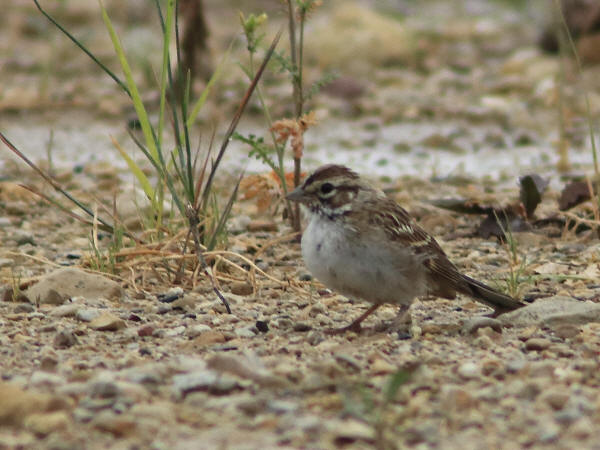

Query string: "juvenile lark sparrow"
[[287, 164, 524, 334]]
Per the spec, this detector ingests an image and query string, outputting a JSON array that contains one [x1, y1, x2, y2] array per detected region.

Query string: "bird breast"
[[301, 215, 428, 305]]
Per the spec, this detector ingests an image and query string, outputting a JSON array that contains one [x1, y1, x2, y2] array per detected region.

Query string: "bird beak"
[[286, 186, 307, 203]]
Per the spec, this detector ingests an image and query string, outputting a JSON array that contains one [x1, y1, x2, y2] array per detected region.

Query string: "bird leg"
[[374, 304, 411, 334], [325, 303, 381, 335]]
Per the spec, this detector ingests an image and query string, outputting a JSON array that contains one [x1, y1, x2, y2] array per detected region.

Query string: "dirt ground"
[[3, 1, 600, 449]]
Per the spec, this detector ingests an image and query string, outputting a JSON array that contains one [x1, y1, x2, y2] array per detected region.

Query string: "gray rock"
[[53, 329, 78, 348], [49, 304, 80, 317], [172, 371, 239, 398], [185, 324, 212, 338], [524, 338, 551, 351], [89, 313, 126, 331], [76, 308, 102, 322], [29, 371, 64, 388], [234, 327, 256, 338], [462, 317, 502, 334], [13, 303, 34, 313], [25, 268, 124, 305], [499, 296, 600, 327], [457, 362, 480, 379]]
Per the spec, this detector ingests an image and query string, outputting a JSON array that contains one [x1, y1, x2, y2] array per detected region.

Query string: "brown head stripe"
[[304, 165, 359, 187]]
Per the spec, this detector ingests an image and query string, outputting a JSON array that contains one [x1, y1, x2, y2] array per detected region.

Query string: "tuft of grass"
[[493, 211, 533, 298], [1, 1, 282, 313]]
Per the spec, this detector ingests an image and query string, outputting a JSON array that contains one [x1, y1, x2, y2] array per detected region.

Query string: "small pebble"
[[293, 323, 312, 332], [230, 282, 253, 296], [54, 329, 78, 348], [234, 327, 256, 338], [256, 320, 269, 333], [525, 338, 551, 352], [457, 362, 480, 379]]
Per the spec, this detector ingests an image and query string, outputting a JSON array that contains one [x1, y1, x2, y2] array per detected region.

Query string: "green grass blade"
[[110, 136, 155, 203], [158, 0, 175, 146], [100, 2, 159, 164], [206, 172, 242, 250]]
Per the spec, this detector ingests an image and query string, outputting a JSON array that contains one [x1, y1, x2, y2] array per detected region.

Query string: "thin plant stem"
[[287, 0, 303, 233]]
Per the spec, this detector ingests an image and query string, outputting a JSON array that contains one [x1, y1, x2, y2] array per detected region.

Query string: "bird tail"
[[460, 274, 525, 316]]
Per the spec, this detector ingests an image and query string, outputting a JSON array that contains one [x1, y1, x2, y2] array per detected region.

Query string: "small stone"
[[89, 313, 126, 331], [441, 386, 477, 411], [309, 302, 327, 317], [517, 381, 542, 400], [192, 330, 227, 346], [157, 305, 172, 314], [137, 325, 155, 337], [30, 371, 63, 388], [554, 408, 582, 425], [335, 354, 362, 371], [537, 421, 560, 443], [330, 419, 374, 443], [90, 381, 120, 399], [13, 303, 34, 313], [24, 411, 70, 436], [525, 338, 551, 352], [230, 282, 253, 296], [421, 324, 443, 335], [462, 317, 502, 334], [551, 324, 581, 339], [91, 410, 136, 436], [370, 358, 396, 375], [185, 324, 212, 338], [298, 272, 313, 281], [541, 389, 570, 410], [247, 219, 278, 232], [76, 308, 101, 322], [49, 304, 79, 317], [481, 359, 504, 377], [171, 295, 196, 310], [472, 333, 494, 349], [0, 381, 67, 427], [255, 320, 269, 333], [506, 359, 527, 373], [234, 327, 256, 338], [569, 417, 593, 439], [53, 329, 78, 348], [457, 362, 480, 379], [40, 355, 59, 372], [172, 371, 238, 398], [293, 322, 312, 332]]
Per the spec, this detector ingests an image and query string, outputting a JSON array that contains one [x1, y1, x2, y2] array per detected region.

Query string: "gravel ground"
[[4, 1, 600, 449]]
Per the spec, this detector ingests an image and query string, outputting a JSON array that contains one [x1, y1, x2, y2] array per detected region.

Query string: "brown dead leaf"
[[240, 171, 306, 213], [270, 111, 317, 159], [558, 181, 593, 211]]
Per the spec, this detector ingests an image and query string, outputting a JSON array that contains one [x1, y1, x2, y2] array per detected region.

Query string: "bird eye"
[[320, 183, 334, 194]]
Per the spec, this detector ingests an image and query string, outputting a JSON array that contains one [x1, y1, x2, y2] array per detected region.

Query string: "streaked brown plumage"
[[287, 164, 524, 333]]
